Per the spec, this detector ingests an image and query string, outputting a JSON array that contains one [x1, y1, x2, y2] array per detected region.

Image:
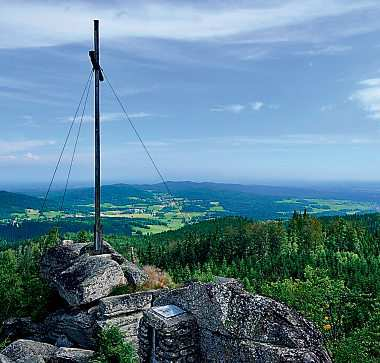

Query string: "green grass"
[[133, 224, 172, 235], [42, 211, 62, 218], [209, 205, 225, 212]]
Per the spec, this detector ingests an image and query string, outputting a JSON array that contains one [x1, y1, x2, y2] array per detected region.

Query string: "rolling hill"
[[0, 191, 43, 218]]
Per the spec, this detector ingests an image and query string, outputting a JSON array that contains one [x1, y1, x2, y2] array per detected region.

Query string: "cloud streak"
[[251, 102, 264, 111], [211, 101, 271, 113], [65, 111, 154, 123], [0, 1, 378, 48], [0, 139, 55, 154], [125, 134, 379, 149], [210, 104, 245, 113], [350, 78, 380, 119], [296, 45, 352, 56]]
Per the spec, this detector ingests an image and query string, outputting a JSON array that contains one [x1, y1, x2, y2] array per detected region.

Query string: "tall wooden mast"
[[89, 19, 103, 253]]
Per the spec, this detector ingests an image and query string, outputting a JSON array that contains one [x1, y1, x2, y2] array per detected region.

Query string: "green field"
[[2, 186, 379, 238], [276, 198, 377, 215]]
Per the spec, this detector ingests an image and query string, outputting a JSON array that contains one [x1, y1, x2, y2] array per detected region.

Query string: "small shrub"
[[0, 338, 10, 351], [91, 325, 138, 363], [142, 265, 175, 290], [77, 230, 90, 243]]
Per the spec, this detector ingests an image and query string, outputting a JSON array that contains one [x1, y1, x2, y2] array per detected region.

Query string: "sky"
[[1, 0, 380, 187]]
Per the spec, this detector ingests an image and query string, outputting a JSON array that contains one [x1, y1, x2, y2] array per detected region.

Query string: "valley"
[[0, 181, 379, 242]]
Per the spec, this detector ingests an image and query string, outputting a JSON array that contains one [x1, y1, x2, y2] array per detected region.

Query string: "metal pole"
[[94, 19, 102, 253]]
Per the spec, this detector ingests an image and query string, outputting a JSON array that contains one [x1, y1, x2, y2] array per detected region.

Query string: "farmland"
[[1, 181, 380, 241]]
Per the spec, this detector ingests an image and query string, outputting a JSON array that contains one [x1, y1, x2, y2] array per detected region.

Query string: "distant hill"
[[145, 181, 380, 202], [2, 181, 380, 221], [138, 181, 380, 219], [48, 184, 153, 207], [0, 191, 42, 218]]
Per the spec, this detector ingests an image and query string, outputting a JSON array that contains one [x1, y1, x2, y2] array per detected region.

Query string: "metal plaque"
[[152, 305, 185, 318]]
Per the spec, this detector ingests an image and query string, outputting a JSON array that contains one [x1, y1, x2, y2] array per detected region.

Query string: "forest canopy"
[[0, 213, 378, 362]]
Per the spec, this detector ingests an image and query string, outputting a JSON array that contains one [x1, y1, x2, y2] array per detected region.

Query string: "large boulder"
[[17, 358, 45, 363], [199, 331, 330, 362], [0, 318, 45, 343], [40, 241, 87, 285], [1, 339, 57, 362], [40, 240, 152, 306], [51, 347, 94, 363], [121, 261, 148, 287], [97, 290, 153, 318], [80, 241, 126, 265], [96, 291, 155, 348], [152, 280, 332, 362], [0, 340, 94, 363], [43, 307, 98, 349], [54, 254, 126, 306], [0, 354, 13, 363]]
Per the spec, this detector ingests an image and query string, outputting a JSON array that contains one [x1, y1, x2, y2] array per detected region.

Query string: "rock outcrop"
[[0, 291, 155, 354], [0, 354, 15, 363], [1, 240, 332, 362], [51, 347, 95, 363], [121, 261, 149, 287], [96, 290, 159, 348], [43, 307, 98, 349], [142, 279, 332, 362], [41, 240, 128, 306], [0, 340, 94, 363], [0, 240, 150, 362], [55, 254, 125, 306], [1, 340, 58, 362], [40, 241, 87, 285], [1, 318, 45, 343]]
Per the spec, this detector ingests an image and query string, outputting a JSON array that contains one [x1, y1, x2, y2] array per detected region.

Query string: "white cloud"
[[211, 101, 277, 113], [239, 50, 269, 61], [121, 134, 380, 149], [0, 1, 378, 48], [211, 104, 245, 113], [128, 112, 153, 119], [320, 104, 334, 112], [251, 101, 264, 111], [65, 111, 153, 123], [297, 45, 352, 56], [359, 78, 380, 86], [0, 155, 16, 161], [24, 152, 40, 161], [125, 141, 170, 148], [350, 79, 380, 119], [0, 139, 55, 154]]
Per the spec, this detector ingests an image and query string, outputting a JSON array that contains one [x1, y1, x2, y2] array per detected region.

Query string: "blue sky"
[[1, 0, 380, 187]]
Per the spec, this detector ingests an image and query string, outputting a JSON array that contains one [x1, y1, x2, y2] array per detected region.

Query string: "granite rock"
[[97, 291, 153, 318], [121, 261, 148, 287], [0, 354, 13, 363], [1, 339, 57, 362], [0, 318, 45, 343], [43, 307, 98, 349], [199, 329, 331, 362], [51, 347, 94, 363], [152, 281, 332, 362], [40, 241, 87, 285], [96, 291, 155, 348], [79, 241, 125, 265], [54, 254, 126, 306]]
